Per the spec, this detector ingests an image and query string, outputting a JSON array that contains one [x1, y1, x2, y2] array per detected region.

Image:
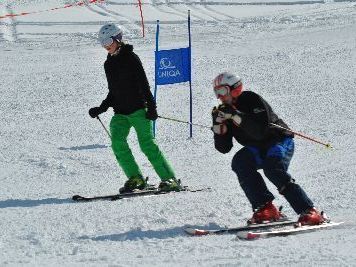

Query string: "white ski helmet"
[[213, 72, 243, 99], [98, 23, 123, 47]]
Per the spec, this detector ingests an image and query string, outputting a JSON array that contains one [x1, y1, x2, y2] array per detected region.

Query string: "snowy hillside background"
[[1, 0, 356, 266]]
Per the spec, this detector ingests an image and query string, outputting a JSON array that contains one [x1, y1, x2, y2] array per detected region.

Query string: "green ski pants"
[[110, 109, 175, 180]]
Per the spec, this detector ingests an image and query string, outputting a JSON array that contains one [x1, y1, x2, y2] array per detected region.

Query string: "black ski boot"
[[119, 175, 147, 193]]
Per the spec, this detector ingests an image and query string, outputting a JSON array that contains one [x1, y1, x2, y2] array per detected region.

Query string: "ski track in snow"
[[1, 0, 356, 266]]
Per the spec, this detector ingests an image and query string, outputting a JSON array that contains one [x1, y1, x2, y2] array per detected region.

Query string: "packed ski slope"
[[1, 0, 356, 266]]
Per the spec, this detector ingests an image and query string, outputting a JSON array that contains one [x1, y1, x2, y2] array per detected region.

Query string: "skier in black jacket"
[[212, 72, 325, 225], [89, 24, 180, 193]]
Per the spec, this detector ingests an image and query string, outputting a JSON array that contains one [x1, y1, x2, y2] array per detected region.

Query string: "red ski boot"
[[297, 207, 325, 226], [248, 201, 283, 224]]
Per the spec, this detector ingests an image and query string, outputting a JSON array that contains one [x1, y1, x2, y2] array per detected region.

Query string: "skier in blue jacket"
[[211, 72, 325, 226]]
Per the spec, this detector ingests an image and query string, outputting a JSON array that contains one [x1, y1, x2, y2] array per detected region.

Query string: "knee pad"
[[278, 179, 296, 195]]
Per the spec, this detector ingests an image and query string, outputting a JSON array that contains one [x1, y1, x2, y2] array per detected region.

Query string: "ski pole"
[[158, 115, 332, 148], [96, 115, 111, 139], [270, 123, 332, 149], [158, 115, 211, 129]]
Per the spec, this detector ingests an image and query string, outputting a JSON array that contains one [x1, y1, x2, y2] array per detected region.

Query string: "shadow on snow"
[[0, 198, 72, 208], [80, 227, 187, 241], [79, 223, 221, 241], [58, 144, 109, 151]]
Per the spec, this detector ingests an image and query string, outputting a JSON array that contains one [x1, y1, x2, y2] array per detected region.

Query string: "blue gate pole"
[[188, 10, 193, 138], [153, 20, 160, 137]]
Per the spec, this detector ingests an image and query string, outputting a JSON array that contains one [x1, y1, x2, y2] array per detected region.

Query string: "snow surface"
[[1, 0, 356, 266]]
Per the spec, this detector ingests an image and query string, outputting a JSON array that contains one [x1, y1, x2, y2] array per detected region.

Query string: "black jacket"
[[99, 44, 156, 115], [214, 91, 293, 154]]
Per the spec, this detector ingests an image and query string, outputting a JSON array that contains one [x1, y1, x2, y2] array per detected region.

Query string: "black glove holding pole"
[[211, 106, 228, 135], [89, 107, 105, 118], [146, 107, 158, 121]]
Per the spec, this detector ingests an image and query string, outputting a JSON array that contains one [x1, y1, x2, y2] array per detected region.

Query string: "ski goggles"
[[214, 81, 243, 99], [214, 85, 230, 98], [101, 37, 114, 48], [100, 33, 123, 47]]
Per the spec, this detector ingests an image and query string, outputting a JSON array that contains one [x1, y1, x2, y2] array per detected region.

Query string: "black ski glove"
[[89, 107, 104, 118], [217, 104, 242, 125], [212, 106, 227, 135], [146, 108, 158, 121]]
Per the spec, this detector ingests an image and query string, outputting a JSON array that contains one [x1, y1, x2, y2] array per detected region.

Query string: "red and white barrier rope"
[[0, 0, 105, 19]]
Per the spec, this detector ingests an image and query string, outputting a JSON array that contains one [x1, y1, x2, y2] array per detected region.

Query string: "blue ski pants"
[[231, 137, 314, 214]]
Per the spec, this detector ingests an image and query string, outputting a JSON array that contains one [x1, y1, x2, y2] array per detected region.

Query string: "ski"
[[236, 221, 344, 240], [184, 219, 296, 236], [72, 186, 211, 202]]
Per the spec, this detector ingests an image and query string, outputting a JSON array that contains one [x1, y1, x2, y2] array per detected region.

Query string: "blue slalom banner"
[[154, 10, 193, 138], [155, 47, 191, 85]]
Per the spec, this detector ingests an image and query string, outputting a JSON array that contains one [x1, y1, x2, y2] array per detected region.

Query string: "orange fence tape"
[[1, 0, 145, 37], [0, 0, 105, 19]]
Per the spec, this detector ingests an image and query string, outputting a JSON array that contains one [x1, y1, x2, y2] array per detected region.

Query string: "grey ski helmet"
[[98, 23, 123, 47]]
